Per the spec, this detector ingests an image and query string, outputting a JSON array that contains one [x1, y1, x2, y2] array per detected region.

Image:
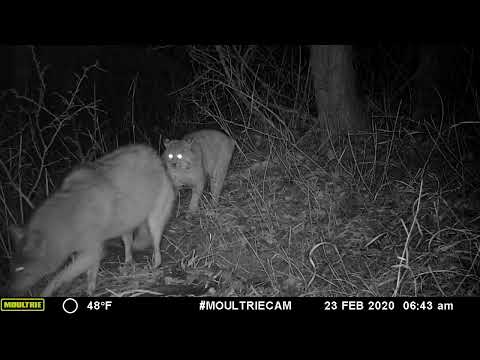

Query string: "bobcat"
[[163, 129, 235, 212], [9, 144, 175, 296]]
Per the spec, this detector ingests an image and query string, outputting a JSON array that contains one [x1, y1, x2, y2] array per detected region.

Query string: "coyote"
[[9, 144, 175, 296]]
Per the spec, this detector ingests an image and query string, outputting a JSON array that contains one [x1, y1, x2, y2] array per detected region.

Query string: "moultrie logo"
[[1, 298, 45, 311]]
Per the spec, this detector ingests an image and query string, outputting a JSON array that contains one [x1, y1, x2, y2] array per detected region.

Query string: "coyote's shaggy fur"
[[9, 144, 175, 296]]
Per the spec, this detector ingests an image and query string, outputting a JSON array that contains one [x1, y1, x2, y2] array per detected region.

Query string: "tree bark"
[[310, 45, 367, 134]]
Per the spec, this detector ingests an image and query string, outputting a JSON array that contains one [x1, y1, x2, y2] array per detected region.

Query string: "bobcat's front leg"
[[188, 181, 205, 212]]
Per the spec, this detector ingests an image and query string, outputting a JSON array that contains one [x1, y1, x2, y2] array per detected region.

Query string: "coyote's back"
[[9, 144, 175, 296]]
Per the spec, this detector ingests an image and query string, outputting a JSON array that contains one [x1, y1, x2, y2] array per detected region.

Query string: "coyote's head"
[[8, 225, 48, 296]]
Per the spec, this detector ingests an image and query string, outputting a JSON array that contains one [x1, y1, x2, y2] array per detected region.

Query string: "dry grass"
[[1, 46, 479, 297]]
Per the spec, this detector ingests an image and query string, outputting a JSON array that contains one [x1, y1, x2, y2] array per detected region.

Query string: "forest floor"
[[49, 130, 480, 297]]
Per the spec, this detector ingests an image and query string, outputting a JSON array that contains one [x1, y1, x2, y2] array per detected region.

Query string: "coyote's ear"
[[11, 228, 46, 256], [9, 225, 25, 242], [9, 225, 26, 249]]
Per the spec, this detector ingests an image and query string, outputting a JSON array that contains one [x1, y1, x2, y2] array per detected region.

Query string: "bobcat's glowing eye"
[[177, 154, 183, 160], [168, 153, 173, 159]]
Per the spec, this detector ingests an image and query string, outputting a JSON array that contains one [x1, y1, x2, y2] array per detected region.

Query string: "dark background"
[[1, 44, 479, 137]]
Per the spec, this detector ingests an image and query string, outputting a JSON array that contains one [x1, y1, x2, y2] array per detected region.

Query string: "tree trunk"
[[310, 45, 367, 134]]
